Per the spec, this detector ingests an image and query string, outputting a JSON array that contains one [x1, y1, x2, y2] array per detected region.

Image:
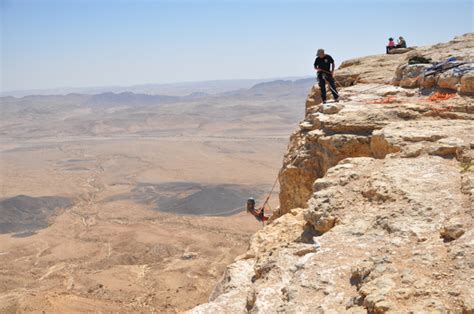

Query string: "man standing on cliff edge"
[[314, 49, 339, 103]]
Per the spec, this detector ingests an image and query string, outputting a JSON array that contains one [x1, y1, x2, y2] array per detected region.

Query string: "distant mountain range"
[[1, 76, 312, 98], [0, 77, 316, 106]]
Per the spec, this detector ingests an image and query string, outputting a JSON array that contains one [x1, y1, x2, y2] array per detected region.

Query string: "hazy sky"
[[1, 0, 473, 91]]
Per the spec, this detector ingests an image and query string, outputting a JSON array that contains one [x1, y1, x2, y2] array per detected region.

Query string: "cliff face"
[[190, 34, 474, 313]]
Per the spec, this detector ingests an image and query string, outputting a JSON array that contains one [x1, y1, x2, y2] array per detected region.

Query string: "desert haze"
[[2, 0, 472, 312], [0, 78, 312, 311]]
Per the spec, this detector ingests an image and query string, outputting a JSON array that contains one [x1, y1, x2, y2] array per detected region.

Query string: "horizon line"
[[0, 74, 315, 96]]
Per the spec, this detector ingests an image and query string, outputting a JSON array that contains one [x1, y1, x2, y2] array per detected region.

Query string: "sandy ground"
[[0, 92, 298, 311]]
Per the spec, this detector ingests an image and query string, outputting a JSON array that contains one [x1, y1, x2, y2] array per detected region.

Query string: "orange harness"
[[247, 175, 278, 226]]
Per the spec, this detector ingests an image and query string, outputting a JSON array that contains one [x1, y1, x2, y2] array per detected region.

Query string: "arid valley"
[[2, 0, 473, 311], [0, 79, 312, 312]]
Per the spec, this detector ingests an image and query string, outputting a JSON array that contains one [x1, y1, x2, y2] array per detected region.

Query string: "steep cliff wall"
[[190, 33, 474, 313], [279, 33, 474, 215]]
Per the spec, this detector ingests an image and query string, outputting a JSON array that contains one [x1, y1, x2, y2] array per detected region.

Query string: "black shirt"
[[314, 54, 335, 72]]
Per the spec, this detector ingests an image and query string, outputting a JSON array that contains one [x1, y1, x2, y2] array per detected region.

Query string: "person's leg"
[[386, 46, 389, 54], [328, 75, 339, 100], [318, 73, 327, 102]]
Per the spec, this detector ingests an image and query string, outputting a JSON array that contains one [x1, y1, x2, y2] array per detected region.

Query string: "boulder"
[[420, 75, 437, 89], [321, 103, 343, 114], [388, 47, 415, 54], [305, 85, 323, 116], [334, 73, 360, 87], [395, 64, 432, 88], [303, 209, 337, 234], [299, 121, 313, 131], [459, 71, 474, 94], [440, 223, 465, 241], [437, 68, 462, 91]]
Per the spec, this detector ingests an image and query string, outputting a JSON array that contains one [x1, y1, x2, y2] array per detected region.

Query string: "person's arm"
[[330, 56, 335, 75], [314, 59, 320, 71]]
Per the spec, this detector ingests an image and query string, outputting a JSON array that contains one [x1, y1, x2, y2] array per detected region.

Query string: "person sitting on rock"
[[246, 197, 267, 223], [313, 49, 339, 104], [396, 36, 407, 48], [386, 37, 395, 54]]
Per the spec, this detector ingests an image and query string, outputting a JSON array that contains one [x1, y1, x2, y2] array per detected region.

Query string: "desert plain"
[[0, 79, 311, 311]]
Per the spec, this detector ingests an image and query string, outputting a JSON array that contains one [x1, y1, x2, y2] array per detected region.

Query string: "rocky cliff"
[[190, 33, 474, 313]]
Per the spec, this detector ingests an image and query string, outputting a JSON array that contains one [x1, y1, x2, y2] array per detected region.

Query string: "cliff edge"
[[190, 33, 474, 313]]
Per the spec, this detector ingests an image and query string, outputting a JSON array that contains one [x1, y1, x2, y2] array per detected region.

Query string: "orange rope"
[[253, 174, 279, 226], [370, 96, 398, 104], [427, 92, 455, 102], [261, 174, 279, 209]]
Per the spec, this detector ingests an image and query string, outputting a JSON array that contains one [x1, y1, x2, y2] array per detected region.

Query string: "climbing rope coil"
[[427, 92, 456, 102]]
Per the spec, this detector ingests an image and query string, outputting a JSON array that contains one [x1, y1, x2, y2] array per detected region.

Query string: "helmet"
[[246, 197, 256, 212]]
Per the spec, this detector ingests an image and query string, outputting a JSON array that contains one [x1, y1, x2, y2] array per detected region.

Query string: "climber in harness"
[[246, 175, 278, 226], [246, 197, 268, 224], [314, 49, 339, 104]]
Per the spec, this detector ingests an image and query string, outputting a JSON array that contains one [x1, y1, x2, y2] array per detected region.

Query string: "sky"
[[1, 0, 473, 92]]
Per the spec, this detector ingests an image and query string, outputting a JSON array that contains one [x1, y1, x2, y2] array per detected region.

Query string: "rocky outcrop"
[[393, 33, 474, 94], [387, 47, 415, 54], [190, 34, 474, 313]]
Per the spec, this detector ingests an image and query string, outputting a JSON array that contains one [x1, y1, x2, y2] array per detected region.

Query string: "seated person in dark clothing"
[[386, 37, 395, 53], [396, 36, 407, 48], [313, 49, 339, 103]]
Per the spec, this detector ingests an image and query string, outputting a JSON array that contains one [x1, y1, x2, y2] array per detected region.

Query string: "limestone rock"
[[440, 222, 465, 241], [462, 294, 474, 314], [420, 74, 437, 89], [428, 137, 466, 160], [388, 47, 414, 54], [395, 63, 432, 88], [438, 70, 460, 90], [305, 85, 323, 116], [181, 252, 198, 260], [460, 71, 474, 95], [299, 121, 313, 131], [321, 103, 343, 114], [190, 33, 474, 314]]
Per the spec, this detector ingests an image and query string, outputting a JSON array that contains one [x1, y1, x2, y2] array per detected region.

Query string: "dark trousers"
[[386, 46, 394, 54], [318, 72, 338, 101]]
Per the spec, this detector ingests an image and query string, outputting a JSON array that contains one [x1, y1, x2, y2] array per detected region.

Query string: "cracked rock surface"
[[190, 33, 473, 313]]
